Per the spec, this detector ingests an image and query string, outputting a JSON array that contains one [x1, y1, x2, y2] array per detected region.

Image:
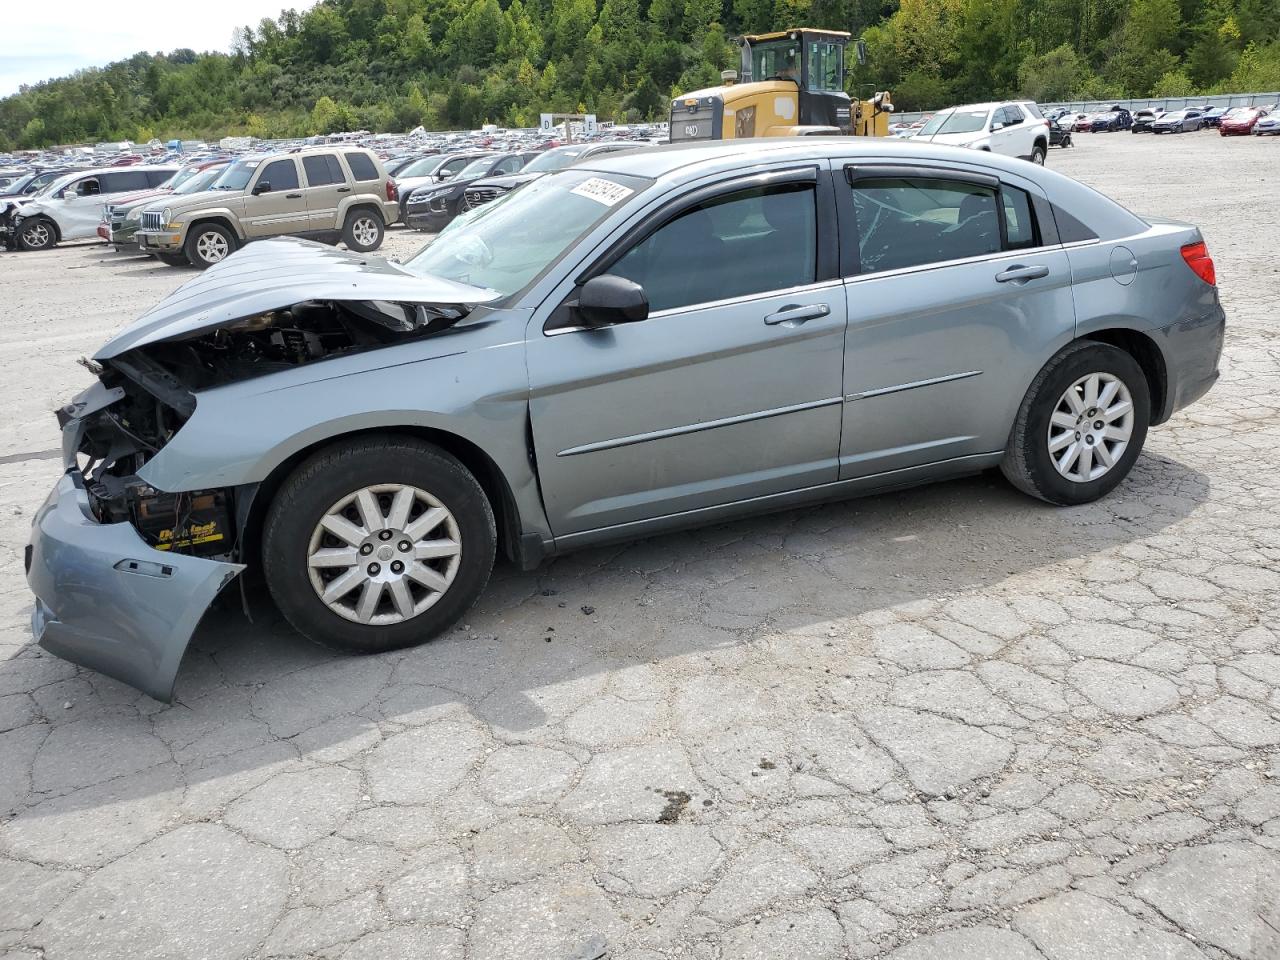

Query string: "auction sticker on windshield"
[[569, 178, 633, 206]]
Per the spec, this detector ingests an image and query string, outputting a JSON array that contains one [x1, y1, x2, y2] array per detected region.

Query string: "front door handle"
[[764, 303, 831, 325], [285, 193, 302, 199], [995, 264, 1049, 283]]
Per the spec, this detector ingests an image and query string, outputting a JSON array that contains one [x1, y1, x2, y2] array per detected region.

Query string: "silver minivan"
[[2, 166, 179, 250]]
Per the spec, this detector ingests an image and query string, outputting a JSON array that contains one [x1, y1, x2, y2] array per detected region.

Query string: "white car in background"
[[913, 101, 1051, 164], [0, 166, 179, 251]]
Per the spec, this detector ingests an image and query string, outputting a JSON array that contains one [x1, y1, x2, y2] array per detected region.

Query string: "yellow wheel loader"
[[668, 28, 892, 141]]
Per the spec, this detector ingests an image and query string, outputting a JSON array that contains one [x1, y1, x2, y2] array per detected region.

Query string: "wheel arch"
[[237, 425, 525, 576], [1079, 327, 1170, 424], [339, 198, 386, 225], [186, 215, 243, 244]]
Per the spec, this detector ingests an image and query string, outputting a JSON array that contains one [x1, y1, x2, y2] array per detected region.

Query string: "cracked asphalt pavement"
[[1, 134, 1279, 960]]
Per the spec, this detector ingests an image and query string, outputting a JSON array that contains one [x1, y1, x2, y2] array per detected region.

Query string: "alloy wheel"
[[306, 483, 462, 625], [195, 231, 229, 263], [351, 217, 379, 247], [22, 222, 51, 248], [1047, 372, 1134, 483]]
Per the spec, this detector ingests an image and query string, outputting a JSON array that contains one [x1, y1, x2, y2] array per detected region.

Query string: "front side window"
[[608, 182, 817, 313], [751, 39, 801, 82], [807, 41, 844, 92], [259, 159, 300, 191], [74, 178, 102, 197], [852, 177, 1004, 273], [441, 157, 475, 178]]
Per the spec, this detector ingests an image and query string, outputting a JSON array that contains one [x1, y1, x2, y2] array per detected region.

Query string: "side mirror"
[[575, 275, 649, 328], [252, 180, 271, 195]]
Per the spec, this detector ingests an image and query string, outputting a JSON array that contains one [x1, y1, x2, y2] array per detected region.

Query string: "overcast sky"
[[0, 0, 316, 97]]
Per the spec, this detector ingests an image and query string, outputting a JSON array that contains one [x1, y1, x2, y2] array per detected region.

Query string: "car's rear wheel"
[[262, 435, 495, 653], [1030, 144, 1046, 165], [185, 223, 236, 269], [342, 209, 384, 252], [16, 218, 55, 251], [1001, 341, 1151, 506]]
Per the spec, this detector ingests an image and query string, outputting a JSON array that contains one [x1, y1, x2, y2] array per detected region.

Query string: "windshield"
[[402, 169, 648, 297], [210, 159, 257, 190], [522, 148, 583, 173], [751, 38, 801, 82], [398, 156, 447, 178], [37, 172, 81, 198], [918, 108, 989, 136], [457, 157, 497, 179], [174, 166, 227, 194], [2, 173, 35, 193]]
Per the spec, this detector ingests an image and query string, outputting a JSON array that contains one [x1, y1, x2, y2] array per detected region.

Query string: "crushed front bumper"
[[26, 470, 244, 701]]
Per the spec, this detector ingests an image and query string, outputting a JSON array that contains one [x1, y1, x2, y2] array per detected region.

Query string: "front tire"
[[16, 218, 56, 251], [184, 223, 236, 269], [1001, 341, 1151, 506], [342, 209, 385, 252], [262, 436, 496, 653]]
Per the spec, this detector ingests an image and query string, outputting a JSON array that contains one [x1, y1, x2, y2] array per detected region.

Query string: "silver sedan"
[[28, 138, 1225, 699]]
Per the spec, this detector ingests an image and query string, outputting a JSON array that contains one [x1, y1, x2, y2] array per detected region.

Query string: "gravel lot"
[[1, 134, 1278, 960]]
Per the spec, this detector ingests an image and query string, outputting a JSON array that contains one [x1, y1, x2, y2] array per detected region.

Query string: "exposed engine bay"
[[67, 297, 472, 559]]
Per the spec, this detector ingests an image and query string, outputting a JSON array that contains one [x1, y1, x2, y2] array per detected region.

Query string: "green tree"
[[1019, 43, 1086, 101]]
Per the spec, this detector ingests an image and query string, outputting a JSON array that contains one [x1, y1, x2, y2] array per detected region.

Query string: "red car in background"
[[1219, 106, 1270, 135]]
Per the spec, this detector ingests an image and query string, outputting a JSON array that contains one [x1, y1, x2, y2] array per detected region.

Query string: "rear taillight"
[[386, 179, 397, 201], [1180, 241, 1216, 286]]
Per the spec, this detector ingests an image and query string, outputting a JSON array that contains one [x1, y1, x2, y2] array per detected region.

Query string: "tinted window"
[[1002, 187, 1038, 249], [99, 171, 150, 192], [303, 154, 343, 186], [1051, 204, 1098, 243], [144, 169, 174, 187], [609, 183, 817, 313], [1022, 102, 1044, 119], [73, 177, 102, 196], [259, 159, 300, 190], [345, 151, 379, 181], [851, 177, 1000, 273]]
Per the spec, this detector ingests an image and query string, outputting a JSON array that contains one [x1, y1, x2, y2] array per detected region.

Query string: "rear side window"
[[608, 182, 817, 313], [1003, 187, 1038, 249], [302, 154, 345, 186], [259, 159, 300, 191], [344, 152, 380, 181], [1021, 102, 1044, 120], [851, 177, 1001, 273], [99, 171, 150, 192]]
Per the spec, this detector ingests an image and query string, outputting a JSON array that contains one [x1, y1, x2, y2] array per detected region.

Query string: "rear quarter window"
[[1051, 204, 1098, 243], [344, 152, 380, 182]]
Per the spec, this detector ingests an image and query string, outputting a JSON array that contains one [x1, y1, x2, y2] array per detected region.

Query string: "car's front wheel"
[[1001, 341, 1151, 506], [185, 223, 236, 269], [16, 218, 56, 251], [262, 435, 496, 653], [342, 209, 385, 252]]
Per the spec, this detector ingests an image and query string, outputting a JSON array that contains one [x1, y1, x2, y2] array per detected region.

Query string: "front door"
[[527, 168, 848, 539], [836, 163, 1077, 477], [243, 158, 309, 237]]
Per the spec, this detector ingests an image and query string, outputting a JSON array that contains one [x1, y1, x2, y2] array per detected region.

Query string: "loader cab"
[[741, 29, 853, 133]]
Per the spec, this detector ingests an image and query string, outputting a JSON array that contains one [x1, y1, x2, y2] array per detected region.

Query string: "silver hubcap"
[[1048, 372, 1134, 483], [24, 223, 50, 246], [351, 217, 379, 246], [196, 231, 229, 262], [307, 484, 461, 625]]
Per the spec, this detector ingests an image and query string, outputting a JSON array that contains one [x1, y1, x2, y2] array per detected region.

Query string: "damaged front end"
[[28, 239, 502, 700]]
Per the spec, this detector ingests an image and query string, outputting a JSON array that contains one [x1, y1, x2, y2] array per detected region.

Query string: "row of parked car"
[[1053, 103, 1280, 135], [0, 139, 645, 266]]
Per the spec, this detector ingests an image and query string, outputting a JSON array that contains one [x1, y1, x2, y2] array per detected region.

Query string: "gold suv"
[[136, 147, 399, 268]]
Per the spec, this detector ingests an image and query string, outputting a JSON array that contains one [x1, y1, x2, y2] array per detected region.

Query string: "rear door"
[[300, 153, 350, 230], [243, 158, 309, 237], [526, 165, 848, 538], [835, 162, 1076, 477]]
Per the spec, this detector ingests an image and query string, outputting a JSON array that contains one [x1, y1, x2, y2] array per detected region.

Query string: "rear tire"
[[262, 436, 496, 653], [184, 222, 236, 269], [1001, 341, 1151, 506], [16, 218, 56, 251], [1030, 144, 1046, 165], [342, 209, 385, 252]]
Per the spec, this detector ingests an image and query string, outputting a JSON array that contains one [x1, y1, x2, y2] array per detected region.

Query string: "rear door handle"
[[285, 193, 302, 199], [995, 264, 1049, 283], [336, 187, 352, 193], [764, 303, 831, 325]]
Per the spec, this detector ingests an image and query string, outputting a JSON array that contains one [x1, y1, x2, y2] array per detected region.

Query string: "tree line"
[[2, 0, 1279, 150]]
